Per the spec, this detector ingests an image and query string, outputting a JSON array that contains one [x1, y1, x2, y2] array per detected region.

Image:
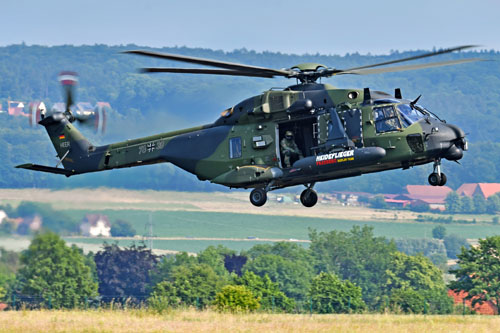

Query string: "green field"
[[60, 209, 500, 252]]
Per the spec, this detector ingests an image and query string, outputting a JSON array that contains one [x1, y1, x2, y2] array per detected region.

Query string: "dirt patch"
[[0, 188, 420, 222]]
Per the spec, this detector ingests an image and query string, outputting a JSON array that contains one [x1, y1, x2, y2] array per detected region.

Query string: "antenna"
[[145, 212, 154, 250]]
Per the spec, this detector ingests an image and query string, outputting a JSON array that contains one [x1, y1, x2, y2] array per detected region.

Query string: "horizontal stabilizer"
[[16, 163, 74, 176]]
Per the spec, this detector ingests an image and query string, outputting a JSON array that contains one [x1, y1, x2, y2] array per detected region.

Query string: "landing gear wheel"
[[250, 188, 267, 207], [300, 189, 318, 208], [428, 173, 442, 186], [439, 173, 447, 186]]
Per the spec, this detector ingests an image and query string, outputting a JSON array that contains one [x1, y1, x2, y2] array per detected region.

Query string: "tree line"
[[445, 192, 500, 214], [0, 202, 136, 237], [1, 226, 487, 314]]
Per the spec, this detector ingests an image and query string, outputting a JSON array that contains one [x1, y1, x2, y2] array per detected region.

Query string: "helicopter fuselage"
[[18, 82, 467, 207]]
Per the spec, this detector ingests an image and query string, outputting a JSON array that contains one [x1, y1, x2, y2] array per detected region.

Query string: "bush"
[[110, 219, 136, 237], [150, 263, 225, 308], [309, 272, 365, 314], [432, 226, 446, 239], [369, 195, 388, 209], [214, 285, 260, 313], [389, 288, 426, 314], [234, 271, 294, 312], [444, 234, 469, 259], [147, 293, 174, 314]]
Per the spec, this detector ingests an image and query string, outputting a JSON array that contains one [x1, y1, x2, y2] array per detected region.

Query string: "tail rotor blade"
[[58, 71, 78, 114]]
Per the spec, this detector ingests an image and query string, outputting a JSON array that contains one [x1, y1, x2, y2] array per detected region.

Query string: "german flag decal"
[[59, 135, 65, 140]]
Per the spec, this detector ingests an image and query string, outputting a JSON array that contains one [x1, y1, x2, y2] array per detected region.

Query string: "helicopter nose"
[[426, 123, 466, 161]]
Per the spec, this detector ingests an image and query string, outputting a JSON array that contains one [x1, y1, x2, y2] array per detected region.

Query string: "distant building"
[[394, 185, 453, 211], [384, 198, 412, 208], [7, 101, 27, 117], [457, 183, 500, 199], [332, 191, 373, 206], [23, 215, 43, 232], [80, 214, 111, 237], [0, 210, 6, 224], [14, 215, 43, 234]]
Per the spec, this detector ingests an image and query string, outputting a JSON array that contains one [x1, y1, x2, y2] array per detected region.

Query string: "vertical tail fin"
[[40, 113, 93, 169]]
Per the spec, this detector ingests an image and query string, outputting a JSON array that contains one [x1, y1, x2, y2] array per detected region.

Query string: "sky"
[[3, 0, 500, 55]]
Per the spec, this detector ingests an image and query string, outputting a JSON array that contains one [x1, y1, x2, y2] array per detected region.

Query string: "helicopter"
[[17, 46, 481, 207]]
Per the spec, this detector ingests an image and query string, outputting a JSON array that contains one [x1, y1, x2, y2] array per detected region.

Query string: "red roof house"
[[457, 183, 500, 199], [394, 185, 453, 210], [448, 290, 498, 315]]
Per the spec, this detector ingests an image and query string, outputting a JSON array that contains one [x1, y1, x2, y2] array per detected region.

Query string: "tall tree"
[[385, 252, 453, 314], [16, 232, 97, 308], [309, 226, 397, 308], [473, 195, 487, 214], [242, 253, 312, 300], [445, 192, 462, 213], [94, 243, 159, 300], [487, 194, 500, 214], [450, 236, 500, 315]]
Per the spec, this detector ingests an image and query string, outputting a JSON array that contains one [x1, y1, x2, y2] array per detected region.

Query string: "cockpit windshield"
[[397, 104, 426, 126]]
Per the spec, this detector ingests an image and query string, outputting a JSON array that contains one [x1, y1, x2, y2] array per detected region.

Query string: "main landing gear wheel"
[[428, 173, 442, 186], [439, 173, 447, 186], [300, 189, 318, 208], [250, 188, 267, 207]]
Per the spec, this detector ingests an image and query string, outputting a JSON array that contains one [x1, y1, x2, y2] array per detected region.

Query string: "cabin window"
[[229, 137, 242, 159], [373, 106, 402, 133]]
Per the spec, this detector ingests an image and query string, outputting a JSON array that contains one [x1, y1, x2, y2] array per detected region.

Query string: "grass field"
[[0, 309, 498, 332]]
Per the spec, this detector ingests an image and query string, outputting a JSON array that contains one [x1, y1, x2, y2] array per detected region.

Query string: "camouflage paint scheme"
[[18, 80, 466, 192]]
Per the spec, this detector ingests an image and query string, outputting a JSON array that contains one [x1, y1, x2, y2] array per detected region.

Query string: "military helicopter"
[[17, 46, 480, 207]]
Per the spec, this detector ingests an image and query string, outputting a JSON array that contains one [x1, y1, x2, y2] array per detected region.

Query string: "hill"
[[0, 44, 499, 193]]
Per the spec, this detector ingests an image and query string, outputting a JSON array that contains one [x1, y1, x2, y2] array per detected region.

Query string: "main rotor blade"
[[338, 58, 484, 75], [341, 45, 478, 72], [140, 67, 275, 78], [125, 50, 290, 77]]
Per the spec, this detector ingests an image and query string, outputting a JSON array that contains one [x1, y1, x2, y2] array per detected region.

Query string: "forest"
[[0, 44, 499, 193]]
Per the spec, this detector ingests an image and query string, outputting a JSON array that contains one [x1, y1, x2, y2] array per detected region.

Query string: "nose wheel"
[[428, 159, 447, 186]]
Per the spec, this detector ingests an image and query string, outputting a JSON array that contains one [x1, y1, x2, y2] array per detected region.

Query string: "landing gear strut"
[[300, 183, 318, 208], [428, 159, 447, 186]]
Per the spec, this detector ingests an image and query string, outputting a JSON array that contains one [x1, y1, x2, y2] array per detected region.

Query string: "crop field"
[[56, 209, 500, 253], [0, 309, 498, 333], [2, 188, 500, 253]]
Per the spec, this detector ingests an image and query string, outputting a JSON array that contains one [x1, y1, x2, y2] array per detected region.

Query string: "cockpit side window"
[[373, 106, 401, 133], [229, 137, 242, 159]]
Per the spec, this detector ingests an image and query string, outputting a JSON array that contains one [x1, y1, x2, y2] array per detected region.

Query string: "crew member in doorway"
[[280, 131, 304, 167]]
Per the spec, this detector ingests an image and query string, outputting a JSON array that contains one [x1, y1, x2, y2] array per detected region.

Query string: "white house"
[[80, 214, 111, 237], [0, 210, 6, 224]]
